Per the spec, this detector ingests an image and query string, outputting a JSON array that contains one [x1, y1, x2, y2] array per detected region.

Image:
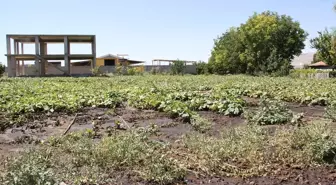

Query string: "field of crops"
[[0, 75, 336, 185]]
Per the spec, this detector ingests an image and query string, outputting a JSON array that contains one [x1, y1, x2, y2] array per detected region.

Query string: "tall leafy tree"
[[209, 11, 307, 75], [209, 27, 246, 74], [310, 29, 336, 67]]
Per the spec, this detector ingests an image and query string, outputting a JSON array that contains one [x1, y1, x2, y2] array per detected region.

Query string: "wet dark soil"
[[0, 102, 335, 185]]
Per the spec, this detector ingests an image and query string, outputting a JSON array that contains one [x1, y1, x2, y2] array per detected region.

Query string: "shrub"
[[190, 114, 213, 133], [195, 62, 211, 74], [127, 67, 137, 75], [0, 64, 5, 77], [170, 60, 185, 75], [91, 66, 101, 76], [115, 63, 123, 75], [329, 71, 336, 78]]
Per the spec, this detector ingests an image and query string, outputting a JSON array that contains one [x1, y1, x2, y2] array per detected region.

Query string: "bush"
[[170, 60, 185, 75], [115, 63, 123, 75], [195, 62, 211, 74], [127, 67, 137, 75], [329, 71, 336, 78], [0, 64, 5, 77]]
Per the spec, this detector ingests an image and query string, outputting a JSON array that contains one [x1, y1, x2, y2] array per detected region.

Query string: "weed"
[[190, 114, 213, 133], [182, 122, 336, 177], [2, 130, 185, 185]]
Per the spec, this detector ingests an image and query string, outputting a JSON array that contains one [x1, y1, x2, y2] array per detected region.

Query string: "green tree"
[[0, 64, 5, 77], [239, 11, 307, 75], [209, 11, 307, 75], [170, 60, 186, 75], [310, 29, 336, 67], [209, 27, 246, 74]]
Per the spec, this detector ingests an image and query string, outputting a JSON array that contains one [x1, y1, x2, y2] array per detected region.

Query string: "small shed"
[[96, 54, 144, 67], [309, 61, 331, 70]]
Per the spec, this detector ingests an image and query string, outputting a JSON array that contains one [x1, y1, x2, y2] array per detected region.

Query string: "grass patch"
[[1, 122, 336, 184], [182, 122, 336, 177], [1, 130, 185, 185]]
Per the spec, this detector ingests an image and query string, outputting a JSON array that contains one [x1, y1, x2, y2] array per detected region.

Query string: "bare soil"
[[0, 103, 335, 185]]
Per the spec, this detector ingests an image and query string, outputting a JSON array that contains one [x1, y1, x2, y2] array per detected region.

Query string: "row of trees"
[[202, 10, 336, 75]]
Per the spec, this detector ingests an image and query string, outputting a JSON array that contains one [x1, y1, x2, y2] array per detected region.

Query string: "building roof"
[[7, 34, 95, 43], [98, 54, 145, 64], [309, 61, 328, 67], [98, 54, 122, 59]]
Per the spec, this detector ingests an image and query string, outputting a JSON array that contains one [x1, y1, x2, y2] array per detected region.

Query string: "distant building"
[[308, 61, 331, 70], [96, 54, 144, 67]]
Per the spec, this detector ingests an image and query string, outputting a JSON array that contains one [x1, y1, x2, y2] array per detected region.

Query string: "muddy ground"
[[0, 100, 335, 185]]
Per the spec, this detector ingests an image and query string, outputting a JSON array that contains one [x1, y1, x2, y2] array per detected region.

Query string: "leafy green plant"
[[190, 114, 213, 133], [246, 98, 294, 125], [0, 64, 5, 77], [325, 103, 336, 122]]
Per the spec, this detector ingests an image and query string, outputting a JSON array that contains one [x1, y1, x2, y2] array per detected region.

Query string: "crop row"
[[0, 75, 335, 119]]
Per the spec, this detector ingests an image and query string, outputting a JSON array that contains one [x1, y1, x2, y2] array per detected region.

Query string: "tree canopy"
[[209, 11, 308, 75], [310, 29, 336, 67]]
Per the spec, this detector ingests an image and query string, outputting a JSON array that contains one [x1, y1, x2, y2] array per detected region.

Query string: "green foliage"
[[190, 114, 213, 133], [2, 75, 336, 130], [195, 61, 211, 74], [310, 29, 336, 67], [325, 103, 336, 122], [330, 71, 336, 78], [2, 150, 58, 185], [289, 69, 329, 78], [91, 66, 100, 76], [115, 63, 123, 75], [170, 60, 186, 75], [210, 27, 245, 74], [127, 67, 137, 75], [2, 130, 185, 185], [246, 98, 294, 125], [0, 64, 5, 77], [183, 122, 336, 177], [210, 11, 307, 75]]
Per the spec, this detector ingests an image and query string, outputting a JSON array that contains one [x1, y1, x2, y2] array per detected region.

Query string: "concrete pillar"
[[91, 36, 96, 69], [6, 36, 15, 77], [6, 35, 11, 55], [21, 43, 25, 75], [39, 42, 47, 75], [64, 36, 70, 75], [8, 56, 16, 77], [15, 42, 19, 76], [35, 36, 41, 76]]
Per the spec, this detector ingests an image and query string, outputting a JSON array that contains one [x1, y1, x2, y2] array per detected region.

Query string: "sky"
[[1, 0, 336, 65]]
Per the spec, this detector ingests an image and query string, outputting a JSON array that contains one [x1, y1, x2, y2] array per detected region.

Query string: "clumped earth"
[[0, 76, 336, 185]]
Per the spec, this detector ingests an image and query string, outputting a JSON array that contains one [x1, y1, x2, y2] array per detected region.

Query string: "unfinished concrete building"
[[5, 34, 96, 77]]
